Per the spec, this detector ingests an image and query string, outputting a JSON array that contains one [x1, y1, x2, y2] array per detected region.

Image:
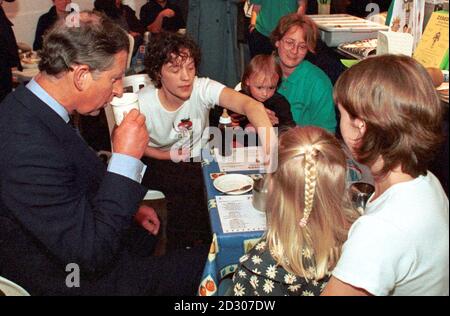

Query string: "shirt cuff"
[[107, 153, 147, 183]]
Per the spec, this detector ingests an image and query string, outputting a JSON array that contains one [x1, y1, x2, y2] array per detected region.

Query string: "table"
[[197, 147, 266, 296], [197, 146, 364, 296]]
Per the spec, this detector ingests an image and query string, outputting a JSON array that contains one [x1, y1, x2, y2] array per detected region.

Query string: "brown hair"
[[334, 55, 444, 178], [38, 11, 129, 76], [270, 13, 318, 54], [241, 54, 282, 94], [265, 126, 358, 280], [144, 32, 201, 88]]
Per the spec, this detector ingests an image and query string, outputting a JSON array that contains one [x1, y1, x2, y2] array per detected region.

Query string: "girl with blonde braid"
[[229, 126, 359, 296]]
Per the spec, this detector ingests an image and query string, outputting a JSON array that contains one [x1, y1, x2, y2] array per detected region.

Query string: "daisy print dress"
[[230, 240, 329, 296]]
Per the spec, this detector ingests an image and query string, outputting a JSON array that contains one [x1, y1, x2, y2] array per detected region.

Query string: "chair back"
[[0, 276, 30, 296], [122, 74, 152, 93], [105, 74, 151, 139], [126, 33, 135, 70]]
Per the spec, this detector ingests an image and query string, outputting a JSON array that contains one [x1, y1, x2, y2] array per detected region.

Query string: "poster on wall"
[[388, 0, 425, 49], [414, 10, 449, 69]]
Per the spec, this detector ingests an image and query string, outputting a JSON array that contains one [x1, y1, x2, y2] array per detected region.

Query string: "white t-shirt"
[[333, 172, 449, 296], [138, 77, 225, 157]]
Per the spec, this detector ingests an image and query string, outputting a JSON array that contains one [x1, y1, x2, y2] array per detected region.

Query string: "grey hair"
[[38, 10, 129, 76]]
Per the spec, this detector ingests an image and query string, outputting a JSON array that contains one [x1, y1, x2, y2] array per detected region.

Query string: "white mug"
[[110, 93, 139, 125]]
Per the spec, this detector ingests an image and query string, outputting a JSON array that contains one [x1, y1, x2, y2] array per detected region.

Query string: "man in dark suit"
[[0, 0, 21, 103], [0, 11, 206, 296]]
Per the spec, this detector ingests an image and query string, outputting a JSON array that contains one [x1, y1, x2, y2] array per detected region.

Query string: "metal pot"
[[252, 175, 268, 212]]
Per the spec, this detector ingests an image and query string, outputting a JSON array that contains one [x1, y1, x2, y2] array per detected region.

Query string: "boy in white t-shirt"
[[139, 32, 276, 161], [138, 32, 276, 248], [321, 55, 449, 296]]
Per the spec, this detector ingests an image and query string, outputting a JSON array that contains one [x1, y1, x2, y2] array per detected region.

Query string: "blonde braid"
[[299, 147, 318, 227]]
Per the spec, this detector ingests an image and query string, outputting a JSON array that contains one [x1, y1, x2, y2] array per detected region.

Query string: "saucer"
[[213, 174, 254, 195]]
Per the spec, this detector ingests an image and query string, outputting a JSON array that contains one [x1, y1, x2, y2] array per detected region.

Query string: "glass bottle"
[[218, 109, 233, 156]]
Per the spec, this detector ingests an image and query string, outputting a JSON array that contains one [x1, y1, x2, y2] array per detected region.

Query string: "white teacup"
[[110, 92, 139, 125]]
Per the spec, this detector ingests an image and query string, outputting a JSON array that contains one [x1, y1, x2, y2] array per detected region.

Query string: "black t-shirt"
[[233, 91, 295, 131], [139, 0, 185, 33]]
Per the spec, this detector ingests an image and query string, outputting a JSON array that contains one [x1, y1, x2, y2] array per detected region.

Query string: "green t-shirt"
[[251, 0, 299, 37], [278, 60, 336, 133]]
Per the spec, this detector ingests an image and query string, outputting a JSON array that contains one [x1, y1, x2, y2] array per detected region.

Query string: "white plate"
[[213, 174, 254, 195], [0, 276, 30, 296]]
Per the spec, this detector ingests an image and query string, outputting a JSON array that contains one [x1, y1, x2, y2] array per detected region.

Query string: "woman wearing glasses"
[[271, 13, 336, 133]]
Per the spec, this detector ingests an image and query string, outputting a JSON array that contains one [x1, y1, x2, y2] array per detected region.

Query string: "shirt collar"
[[26, 79, 70, 123], [281, 60, 309, 84]]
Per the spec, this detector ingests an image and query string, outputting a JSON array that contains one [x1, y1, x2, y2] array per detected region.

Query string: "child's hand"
[[244, 123, 257, 133], [264, 108, 279, 126]]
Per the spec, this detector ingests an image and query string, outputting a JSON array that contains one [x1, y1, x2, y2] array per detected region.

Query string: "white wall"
[[3, 0, 147, 47]]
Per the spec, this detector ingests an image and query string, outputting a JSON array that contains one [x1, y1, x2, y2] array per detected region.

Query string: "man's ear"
[[72, 65, 90, 91]]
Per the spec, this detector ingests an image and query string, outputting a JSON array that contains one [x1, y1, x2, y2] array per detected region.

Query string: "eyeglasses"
[[281, 38, 308, 53]]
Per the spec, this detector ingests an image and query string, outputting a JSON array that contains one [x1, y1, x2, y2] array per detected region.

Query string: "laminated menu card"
[[216, 194, 266, 233], [214, 146, 265, 172]]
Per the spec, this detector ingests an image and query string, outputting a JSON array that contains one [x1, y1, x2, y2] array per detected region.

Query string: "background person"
[[0, 0, 21, 102], [94, 0, 145, 56], [271, 13, 336, 133], [232, 53, 295, 133], [33, 0, 71, 51], [322, 55, 449, 296], [140, 0, 185, 35], [0, 11, 207, 295], [248, 0, 303, 58]]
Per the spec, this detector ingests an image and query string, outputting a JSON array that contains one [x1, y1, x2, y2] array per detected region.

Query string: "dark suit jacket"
[[0, 86, 154, 295], [0, 5, 20, 101], [33, 6, 58, 51]]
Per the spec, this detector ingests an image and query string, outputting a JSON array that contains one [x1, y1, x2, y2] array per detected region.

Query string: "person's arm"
[[2, 110, 149, 274], [144, 146, 172, 160], [218, 87, 277, 161], [267, 93, 295, 128], [124, 6, 145, 35], [321, 276, 372, 296], [144, 146, 190, 162], [249, 4, 260, 33], [146, 8, 175, 33], [297, 0, 307, 15]]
